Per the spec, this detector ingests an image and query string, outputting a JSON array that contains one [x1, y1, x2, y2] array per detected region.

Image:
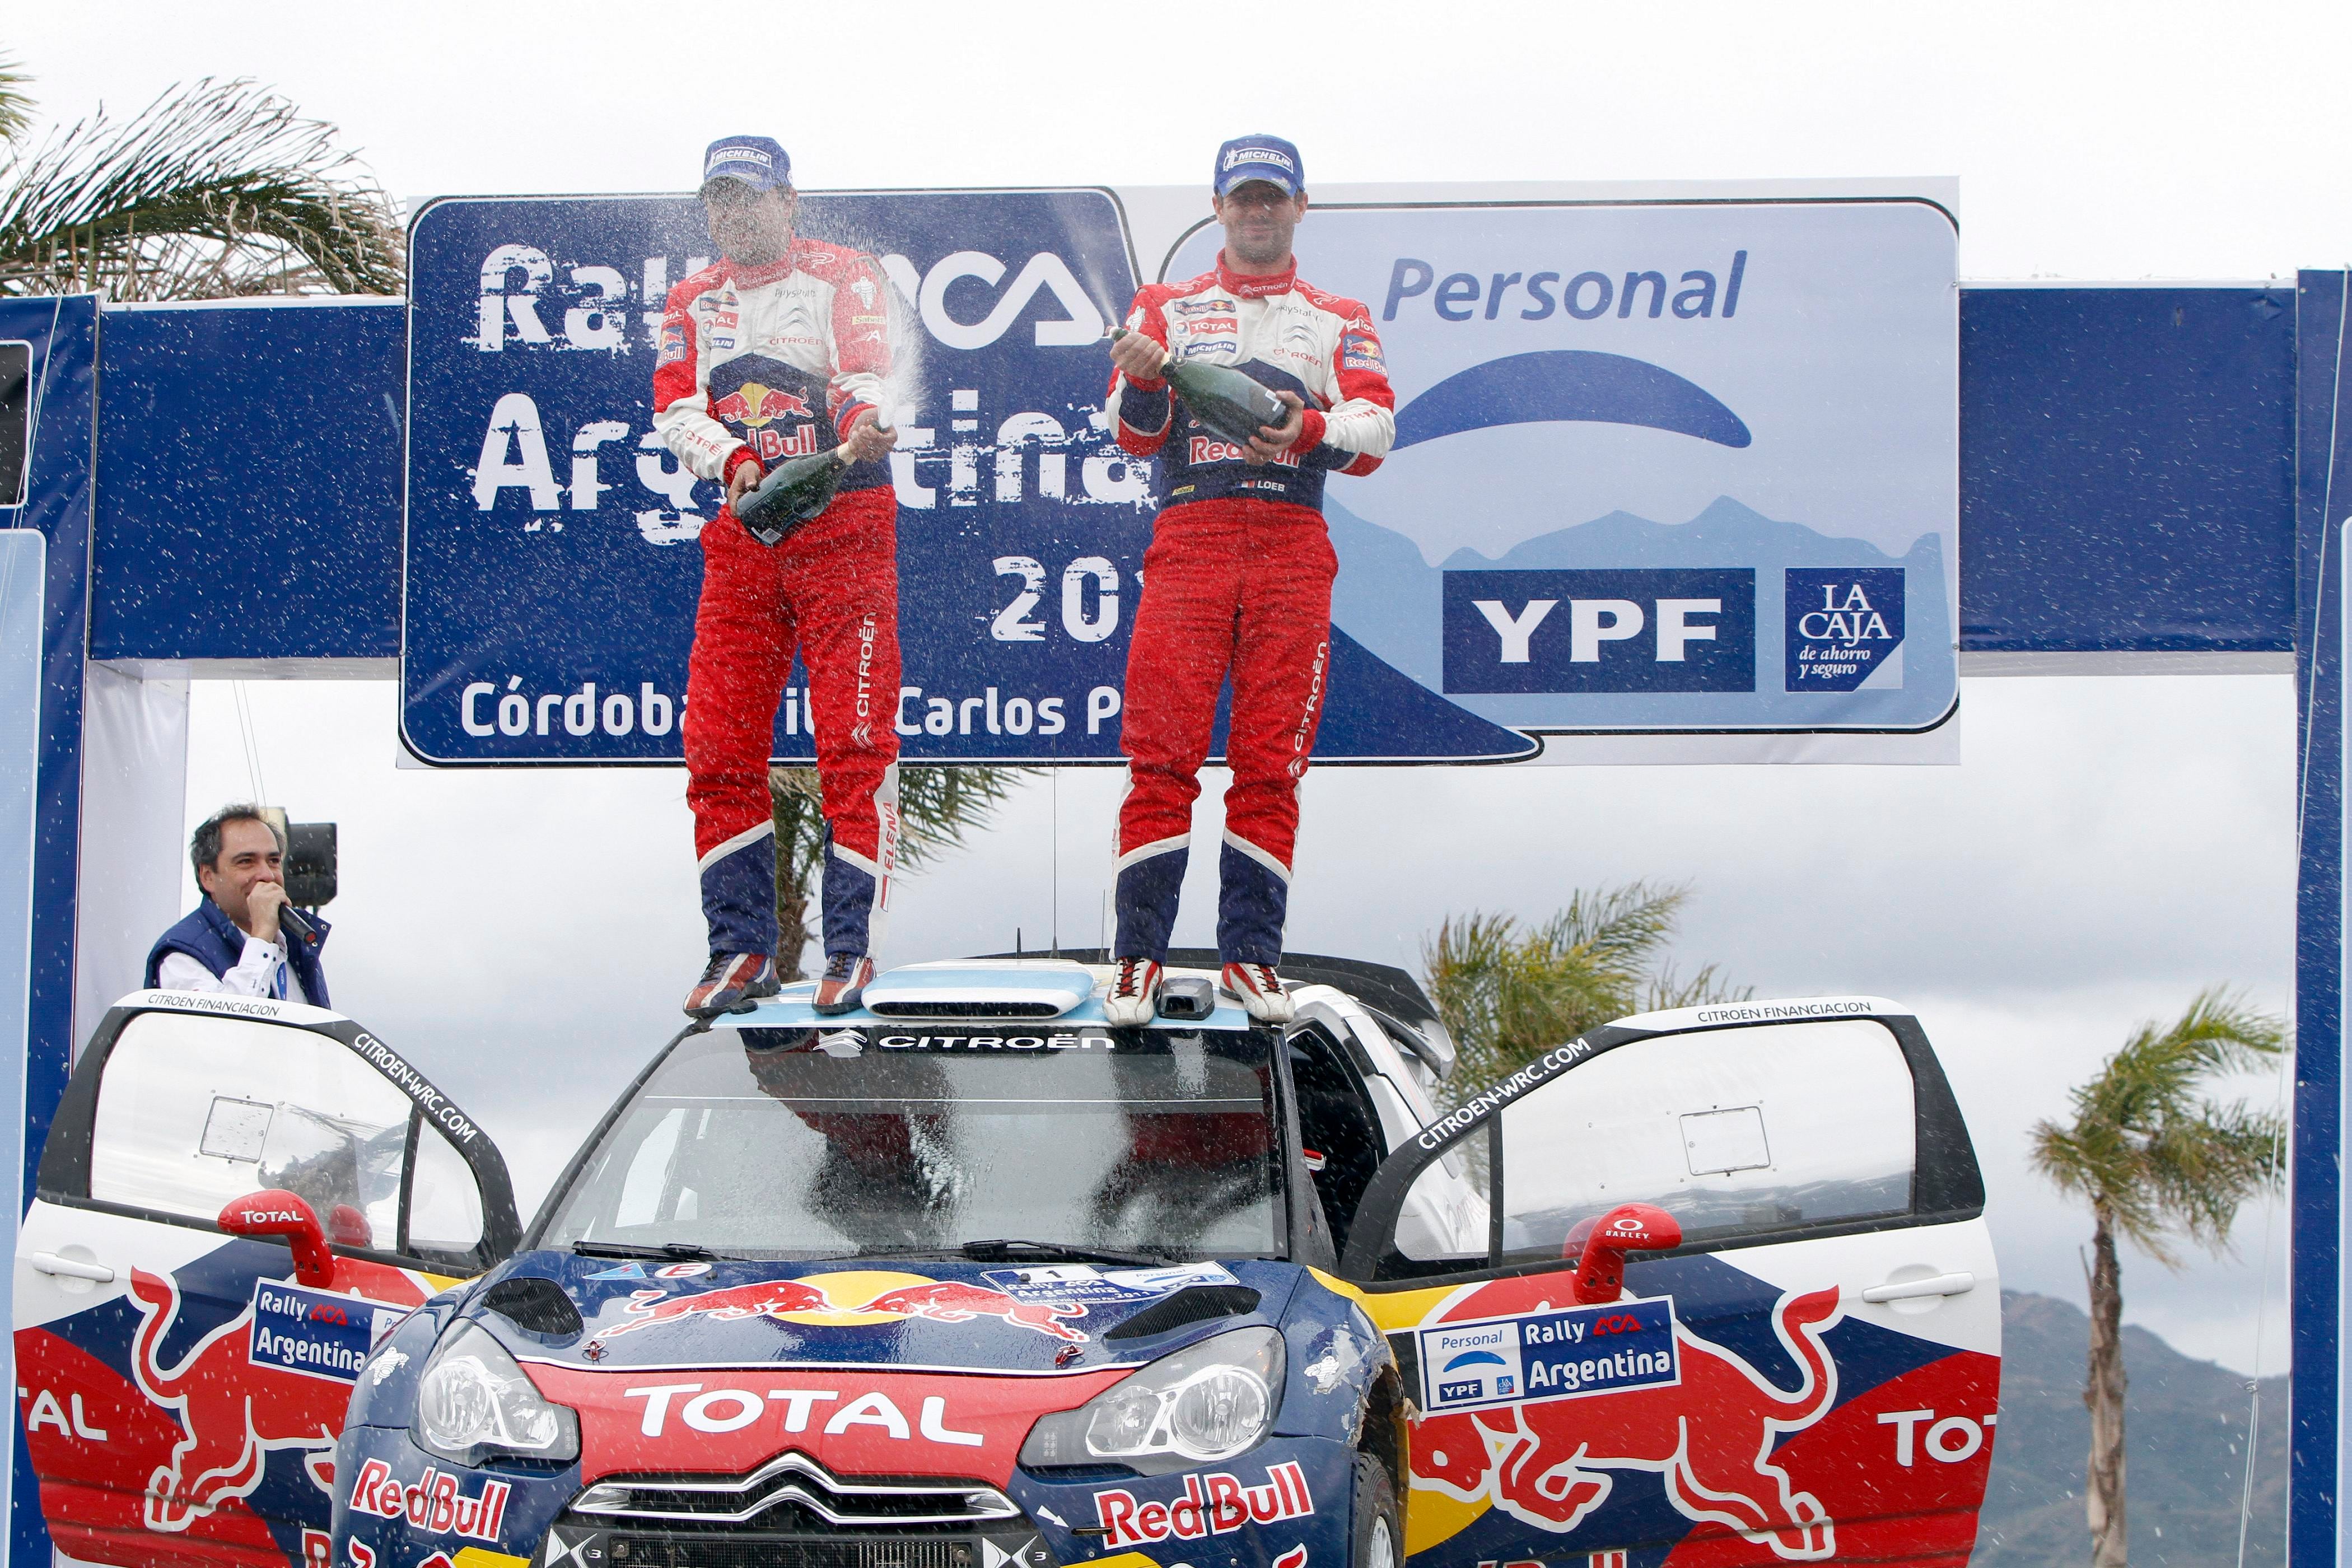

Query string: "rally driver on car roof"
[[1101, 134, 1396, 1028], [656, 136, 903, 1019]]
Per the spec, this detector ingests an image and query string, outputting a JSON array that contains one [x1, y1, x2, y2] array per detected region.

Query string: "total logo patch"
[[626, 1382, 983, 1444], [1093, 1460, 1314, 1548]]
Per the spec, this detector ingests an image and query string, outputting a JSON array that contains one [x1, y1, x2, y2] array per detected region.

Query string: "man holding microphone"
[[656, 135, 904, 1018], [1100, 134, 1396, 1026], [147, 805, 330, 1004]]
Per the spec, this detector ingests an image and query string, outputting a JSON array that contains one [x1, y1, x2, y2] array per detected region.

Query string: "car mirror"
[[1569, 1202, 1682, 1304], [218, 1188, 337, 1287]]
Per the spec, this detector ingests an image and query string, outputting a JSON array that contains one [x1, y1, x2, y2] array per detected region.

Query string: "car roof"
[[704, 958, 1261, 1032]]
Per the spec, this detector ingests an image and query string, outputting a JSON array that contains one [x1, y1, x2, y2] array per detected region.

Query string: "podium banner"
[[402, 188, 1956, 766]]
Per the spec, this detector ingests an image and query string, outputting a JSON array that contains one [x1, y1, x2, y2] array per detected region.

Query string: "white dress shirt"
[[156, 933, 308, 1004]]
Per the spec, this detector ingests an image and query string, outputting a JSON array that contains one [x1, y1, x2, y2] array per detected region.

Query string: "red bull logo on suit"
[[709, 381, 822, 463]]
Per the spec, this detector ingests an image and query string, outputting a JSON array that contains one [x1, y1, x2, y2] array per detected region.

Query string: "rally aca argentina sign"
[[402, 188, 1954, 766]]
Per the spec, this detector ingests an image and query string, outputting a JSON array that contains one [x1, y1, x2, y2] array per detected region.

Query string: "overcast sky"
[[13, 0, 2334, 1378]]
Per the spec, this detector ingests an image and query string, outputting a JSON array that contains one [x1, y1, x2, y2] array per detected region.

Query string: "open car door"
[[1338, 998, 1998, 1568], [13, 992, 519, 1568]]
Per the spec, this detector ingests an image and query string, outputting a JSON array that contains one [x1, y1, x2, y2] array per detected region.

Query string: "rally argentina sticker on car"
[[1416, 1295, 1681, 1412], [981, 1261, 1239, 1305], [248, 1281, 407, 1383]]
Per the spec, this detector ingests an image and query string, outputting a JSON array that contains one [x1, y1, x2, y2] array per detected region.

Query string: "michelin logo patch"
[[1417, 1296, 1679, 1412], [1225, 146, 1298, 174], [249, 1282, 404, 1384]]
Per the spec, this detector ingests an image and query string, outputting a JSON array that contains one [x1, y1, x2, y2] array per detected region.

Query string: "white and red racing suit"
[[654, 240, 904, 963], [1105, 253, 1396, 965]]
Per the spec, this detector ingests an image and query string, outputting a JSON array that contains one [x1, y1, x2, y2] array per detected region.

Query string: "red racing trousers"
[[684, 487, 902, 962], [1115, 498, 1336, 966]]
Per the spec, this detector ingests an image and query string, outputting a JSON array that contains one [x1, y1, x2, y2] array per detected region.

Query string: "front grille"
[[591, 1532, 984, 1568], [574, 1453, 1020, 1529], [862, 1001, 1066, 1018]]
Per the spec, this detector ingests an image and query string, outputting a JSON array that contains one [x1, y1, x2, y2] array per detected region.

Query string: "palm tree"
[[0, 64, 402, 300], [768, 766, 1033, 980], [2029, 988, 2288, 1568], [1422, 880, 1748, 1104], [0, 57, 32, 146]]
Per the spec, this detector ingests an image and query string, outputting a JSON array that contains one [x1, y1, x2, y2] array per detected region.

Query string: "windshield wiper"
[[571, 1240, 721, 1261], [958, 1239, 1179, 1267]]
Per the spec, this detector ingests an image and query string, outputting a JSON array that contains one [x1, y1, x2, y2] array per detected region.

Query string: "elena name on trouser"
[[346, 1459, 512, 1542], [1093, 1460, 1314, 1549]]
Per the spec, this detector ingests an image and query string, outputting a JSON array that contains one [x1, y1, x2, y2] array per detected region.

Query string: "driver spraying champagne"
[[1102, 135, 1396, 1026], [656, 136, 904, 1018]]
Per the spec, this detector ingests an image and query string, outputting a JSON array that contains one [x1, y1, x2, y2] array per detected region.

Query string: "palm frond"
[[895, 764, 1036, 870], [2034, 986, 2291, 1268], [0, 55, 32, 145], [1640, 960, 1751, 1015], [1424, 885, 1737, 1106], [769, 763, 1037, 890], [0, 77, 403, 300]]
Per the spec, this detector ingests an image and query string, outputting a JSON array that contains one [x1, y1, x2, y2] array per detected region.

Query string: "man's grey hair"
[[190, 804, 283, 882]]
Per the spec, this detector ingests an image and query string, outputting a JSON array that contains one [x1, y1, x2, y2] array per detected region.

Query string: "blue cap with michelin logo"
[[701, 135, 791, 194], [1214, 134, 1303, 197]]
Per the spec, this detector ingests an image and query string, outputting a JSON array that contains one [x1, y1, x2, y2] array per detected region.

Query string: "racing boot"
[[813, 951, 876, 1016], [685, 951, 780, 1018], [1103, 956, 1163, 1026], [1222, 961, 1294, 1025]]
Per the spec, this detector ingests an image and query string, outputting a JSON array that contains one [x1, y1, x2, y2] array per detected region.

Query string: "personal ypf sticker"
[[1417, 1296, 1679, 1412]]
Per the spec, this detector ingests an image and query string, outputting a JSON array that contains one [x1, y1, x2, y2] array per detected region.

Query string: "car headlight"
[[412, 1320, 579, 1466], [1020, 1326, 1283, 1475]]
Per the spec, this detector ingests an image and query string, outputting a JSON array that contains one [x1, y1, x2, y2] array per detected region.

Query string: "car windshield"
[[539, 1023, 1287, 1261]]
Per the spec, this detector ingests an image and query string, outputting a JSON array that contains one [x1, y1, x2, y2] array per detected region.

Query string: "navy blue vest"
[[144, 898, 331, 1007]]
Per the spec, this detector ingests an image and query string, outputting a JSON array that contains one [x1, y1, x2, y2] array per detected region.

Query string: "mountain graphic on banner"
[[1206, 625, 1537, 763]]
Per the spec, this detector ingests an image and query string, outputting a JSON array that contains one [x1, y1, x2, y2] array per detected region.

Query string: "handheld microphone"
[[278, 904, 318, 943]]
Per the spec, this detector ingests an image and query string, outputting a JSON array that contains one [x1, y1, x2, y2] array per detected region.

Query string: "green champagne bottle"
[[736, 447, 850, 546], [1110, 326, 1287, 448]]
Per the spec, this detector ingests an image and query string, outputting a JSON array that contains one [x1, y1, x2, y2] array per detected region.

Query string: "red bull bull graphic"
[[1410, 1286, 1845, 1560], [124, 1267, 419, 1532], [590, 1270, 1089, 1345]]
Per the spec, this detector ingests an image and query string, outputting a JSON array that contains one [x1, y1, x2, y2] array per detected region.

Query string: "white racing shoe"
[[1222, 961, 1295, 1024], [1103, 956, 1164, 1026]]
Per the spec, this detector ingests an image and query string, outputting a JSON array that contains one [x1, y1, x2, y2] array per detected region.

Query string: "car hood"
[[476, 1253, 1294, 1369], [464, 1253, 1304, 1487]]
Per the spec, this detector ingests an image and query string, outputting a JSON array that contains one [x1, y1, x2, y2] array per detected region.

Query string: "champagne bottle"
[[1110, 326, 1287, 448], [737, 447, 849, 546]]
